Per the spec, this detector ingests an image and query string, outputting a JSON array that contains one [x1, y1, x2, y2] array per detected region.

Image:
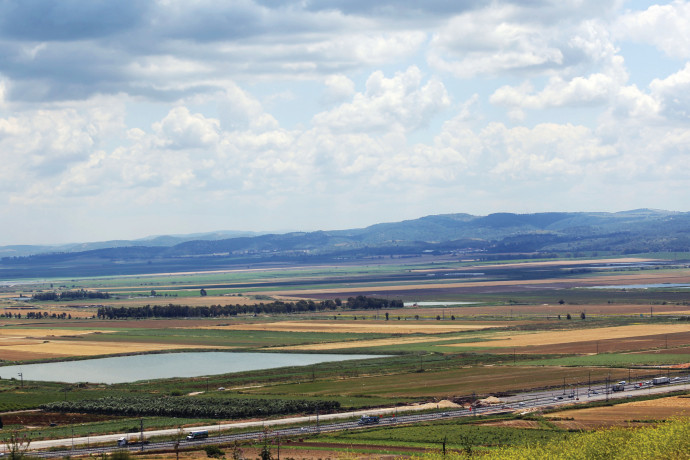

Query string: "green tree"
[[204, 445, 225, 458]]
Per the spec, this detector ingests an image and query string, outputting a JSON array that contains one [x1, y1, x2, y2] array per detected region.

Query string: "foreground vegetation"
[[416, 417, 690, 459]]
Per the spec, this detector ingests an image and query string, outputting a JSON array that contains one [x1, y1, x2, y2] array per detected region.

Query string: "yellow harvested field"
[[273, 335, 469, 351], [447, 324, 690, 349], [0, 328, 112, 338], [0, 340, 222, 360], [0, 327, 228, 360], [201, 320, 505, 334]]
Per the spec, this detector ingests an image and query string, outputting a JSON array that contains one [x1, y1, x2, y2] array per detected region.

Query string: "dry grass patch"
[[0, 328, 112, 339], [0, 340, 223, 360], [447, 324, 690, 349], [546, 395, 690, 429]]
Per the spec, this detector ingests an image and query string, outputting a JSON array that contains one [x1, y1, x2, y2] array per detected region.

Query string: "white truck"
[[652, 376, 670, 385]]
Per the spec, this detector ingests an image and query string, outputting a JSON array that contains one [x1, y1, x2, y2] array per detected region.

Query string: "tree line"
[[1, 311, 74, 319], [32, 289, 110, 301], [97, 296, 403, 319]]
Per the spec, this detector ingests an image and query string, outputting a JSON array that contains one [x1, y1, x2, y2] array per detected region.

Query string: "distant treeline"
[[1, 311, 71, 319], [97, 296, 403, 319], [41, 396, 340, 419], [32, 289, 110, 301]]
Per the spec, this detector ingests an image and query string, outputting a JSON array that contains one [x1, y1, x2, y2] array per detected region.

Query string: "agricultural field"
[[2, 254, 690, 456]]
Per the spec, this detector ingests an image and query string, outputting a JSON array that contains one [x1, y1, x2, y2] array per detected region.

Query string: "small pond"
[[0, 352, 383, 384]]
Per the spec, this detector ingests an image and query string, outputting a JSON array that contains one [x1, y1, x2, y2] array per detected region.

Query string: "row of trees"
[[23, 311, 71, 319], [31, 289, 110, 301], [96, 296, 403, 319], [41, 396, 340, 419]]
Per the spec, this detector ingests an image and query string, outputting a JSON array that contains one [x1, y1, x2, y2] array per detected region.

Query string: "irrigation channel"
[[20, 375, 690, 458]]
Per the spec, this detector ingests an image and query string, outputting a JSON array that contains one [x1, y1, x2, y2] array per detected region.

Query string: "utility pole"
[[606, 375, 610, 402], [140, 418, 144, 451], [18, 373, 23, 388]]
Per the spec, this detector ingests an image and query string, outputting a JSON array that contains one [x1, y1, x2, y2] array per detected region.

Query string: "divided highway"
[[21, 375, 690, 458]]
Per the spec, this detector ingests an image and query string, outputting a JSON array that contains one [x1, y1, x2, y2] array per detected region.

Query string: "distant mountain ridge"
[[2, 209, 689, 278], [0, 230, 264, 258]]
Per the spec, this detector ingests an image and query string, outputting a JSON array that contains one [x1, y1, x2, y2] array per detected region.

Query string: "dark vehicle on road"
[[358, 415, 380, 425]]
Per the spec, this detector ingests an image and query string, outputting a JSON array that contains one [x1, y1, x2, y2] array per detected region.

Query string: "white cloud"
[[428, 5, 564, 77], [483, 122, 618, 178], [615, 0, 690, 59], [153, 106, 220, 149], [491, 73, 618, 109], [323, 74, 355, 104], [313, 66, 450, 133], [650, 62, 690, 120]]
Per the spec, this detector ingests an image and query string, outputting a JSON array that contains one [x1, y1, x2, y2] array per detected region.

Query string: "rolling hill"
[[2, 209, 689, 278]]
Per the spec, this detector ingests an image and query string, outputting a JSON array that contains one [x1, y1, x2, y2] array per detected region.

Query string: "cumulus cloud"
[[491, 73, 618, 109], [313, 66, 450, 133], [650, 63, 690, 120], [615, 0, 690, 59], [153, 107, 221, 149]]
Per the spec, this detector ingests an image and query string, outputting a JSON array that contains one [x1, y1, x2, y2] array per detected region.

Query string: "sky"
[[1, 0, 690, 245]]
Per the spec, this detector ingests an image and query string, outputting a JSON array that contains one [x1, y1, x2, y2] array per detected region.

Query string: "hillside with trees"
[[2, 209, 690, 278]]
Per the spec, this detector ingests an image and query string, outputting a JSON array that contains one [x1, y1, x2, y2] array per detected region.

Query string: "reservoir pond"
[[0, 352, 382, 384]]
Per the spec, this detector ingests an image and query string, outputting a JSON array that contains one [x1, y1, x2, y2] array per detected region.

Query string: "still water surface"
[[0, 352, 381, 384]]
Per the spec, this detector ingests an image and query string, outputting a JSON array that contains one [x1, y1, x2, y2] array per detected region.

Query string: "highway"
[[17, 374, 690, 458]]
